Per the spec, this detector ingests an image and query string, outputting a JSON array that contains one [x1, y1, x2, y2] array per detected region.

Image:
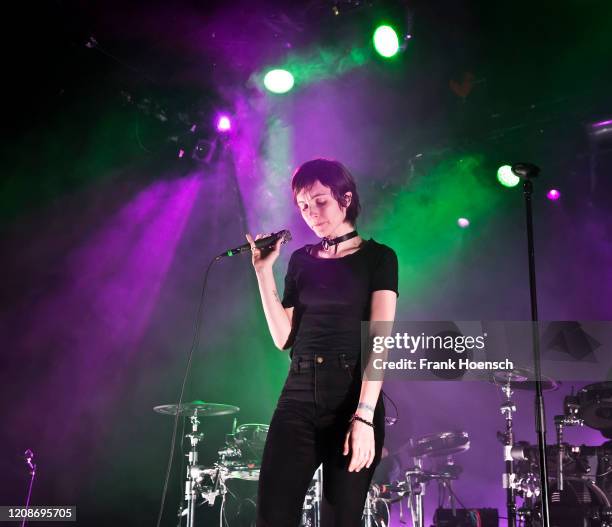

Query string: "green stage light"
[[373, 25, 400, 58], [497, 165, 520, 187], [263, 69, 295, 94]]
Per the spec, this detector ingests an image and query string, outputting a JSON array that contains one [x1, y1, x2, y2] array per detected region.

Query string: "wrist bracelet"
[[350, 414, 374, 428]]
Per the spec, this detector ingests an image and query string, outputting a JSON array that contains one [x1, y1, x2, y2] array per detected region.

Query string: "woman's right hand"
[[245, 233, 282, 273]]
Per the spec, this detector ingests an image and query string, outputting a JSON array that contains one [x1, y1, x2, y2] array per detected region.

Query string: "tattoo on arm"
[[357, 402, 376, 413]]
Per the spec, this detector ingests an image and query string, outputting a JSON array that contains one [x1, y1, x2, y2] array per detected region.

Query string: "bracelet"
[[357, 402, 375, 413], [350, 414, 374, 428]]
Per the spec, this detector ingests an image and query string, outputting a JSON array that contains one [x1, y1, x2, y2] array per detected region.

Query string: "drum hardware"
[[301, 465, 323, 527], [400, 431, 470, 527], [404, 463, 427, 527], [153, 401, 240, 527], [497, 372, 519, 527], [185, 413, 205, 526], [492, 368, 560, 394], [491, 368, 561, 527], [576, 382, 612, 437], [362, 484, 392, 527], [554, 410, 584, 492], [498, 377, 612, 527]]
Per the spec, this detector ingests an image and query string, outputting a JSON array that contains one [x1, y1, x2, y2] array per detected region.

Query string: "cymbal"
[[402, 431, 470, 458], [492, 367, 560, 392], [154, 400, 240, 417]]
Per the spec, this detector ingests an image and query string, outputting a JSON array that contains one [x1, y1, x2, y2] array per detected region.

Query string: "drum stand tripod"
[[405, 456, 426, 527], [183, 414, 205, 527], [301, 465, 323, 527], [500, 379, 518, 527]]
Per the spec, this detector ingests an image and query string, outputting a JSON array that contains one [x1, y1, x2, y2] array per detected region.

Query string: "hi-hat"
[[153, 400, 240, 417], [492, 368, 559, 392]]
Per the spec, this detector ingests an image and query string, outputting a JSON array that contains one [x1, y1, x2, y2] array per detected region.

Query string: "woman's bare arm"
[[245, 233, 293, 350], [357, 290, 397, 415], [254, 267, 293, 350]]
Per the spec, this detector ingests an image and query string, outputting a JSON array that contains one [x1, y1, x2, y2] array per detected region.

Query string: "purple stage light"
[[216, 115, 231, 132], [546, 189, 561, 201], [589, 118, 612, 138], [457, 217, 470, 228]]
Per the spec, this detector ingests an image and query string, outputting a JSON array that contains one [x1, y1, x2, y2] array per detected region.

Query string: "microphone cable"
[[155, 256, 218, 527]]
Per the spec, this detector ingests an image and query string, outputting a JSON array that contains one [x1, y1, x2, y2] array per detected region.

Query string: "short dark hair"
[[291, 159, 361, 225]]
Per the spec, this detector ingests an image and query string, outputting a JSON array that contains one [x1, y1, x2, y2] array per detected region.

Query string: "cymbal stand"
[[499, 380, 517, 527], [435, 456, 460, 516], [363, 488, 374, 526], [21, 449, 36, 527], [405, 452, 427, 527], [301, 464, 323, 527], [184, 414, 204, 527], [554, 399, 583, 492]]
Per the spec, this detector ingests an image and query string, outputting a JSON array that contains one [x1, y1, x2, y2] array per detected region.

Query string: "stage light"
[[216, 115, 231, 132], [263, 69, 295, 94], [192, 138, 217, 163], [373, 25, 400, 58], [457, 218, 470, 228], [497, 165, 520, 188], [546, 189, 561, 201]]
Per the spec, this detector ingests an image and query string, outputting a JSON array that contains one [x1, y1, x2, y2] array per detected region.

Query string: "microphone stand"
[[514, 163, 551, 527], [22, 449, 36, 527]]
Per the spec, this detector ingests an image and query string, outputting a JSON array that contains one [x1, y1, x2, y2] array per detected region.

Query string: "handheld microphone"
[[216, 230, 292, 260]]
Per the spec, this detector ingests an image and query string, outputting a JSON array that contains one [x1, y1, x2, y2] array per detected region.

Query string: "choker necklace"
[[321, 230, 359, 251]]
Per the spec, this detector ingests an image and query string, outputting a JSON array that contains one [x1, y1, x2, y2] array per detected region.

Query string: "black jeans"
[[256, 355, 385, 526]]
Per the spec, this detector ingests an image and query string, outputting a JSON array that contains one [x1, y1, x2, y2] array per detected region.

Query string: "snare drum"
[[221, 423, 269, 481]]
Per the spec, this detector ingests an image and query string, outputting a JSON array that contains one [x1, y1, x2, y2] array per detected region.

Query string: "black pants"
[[256, 355, 385, 526]]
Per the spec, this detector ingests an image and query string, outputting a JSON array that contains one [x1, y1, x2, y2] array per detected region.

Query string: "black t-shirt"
[[281, 238, 399, 360]]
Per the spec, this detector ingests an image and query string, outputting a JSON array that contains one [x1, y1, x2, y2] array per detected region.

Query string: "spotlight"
[[216, 115, 231, 132], [457, 218, 470, 228], [263, 69, 295, 94], [546, 189, 561, 201], [589, 118, 612, 138], [497, 165, 520, 188], [373, 25, 400, 58], [192, 138, 217, 163]]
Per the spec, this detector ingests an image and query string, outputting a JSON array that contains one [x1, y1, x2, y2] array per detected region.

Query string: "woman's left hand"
[[343, 418, 375, 472]]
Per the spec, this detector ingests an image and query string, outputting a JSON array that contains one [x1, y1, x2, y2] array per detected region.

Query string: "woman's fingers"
[[347, 432, 375, 471], [348, 448, 359, 471], [349, 442, 365, 471], [343, 431, 350, 456], [354, 452, 369, 472], [365, 449, 375, 469]]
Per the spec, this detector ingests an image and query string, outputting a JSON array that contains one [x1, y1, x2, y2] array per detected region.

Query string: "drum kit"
[[153, 378, 612, 527]]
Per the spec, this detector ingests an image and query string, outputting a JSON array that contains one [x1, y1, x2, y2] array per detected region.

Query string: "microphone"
[[24, 449, 36, 474], [511, 162, 540, 179], [216, 230, 292, 260]]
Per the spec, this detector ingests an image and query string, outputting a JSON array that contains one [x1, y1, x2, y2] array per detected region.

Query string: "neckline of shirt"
[[305, 238, 371, 260]]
